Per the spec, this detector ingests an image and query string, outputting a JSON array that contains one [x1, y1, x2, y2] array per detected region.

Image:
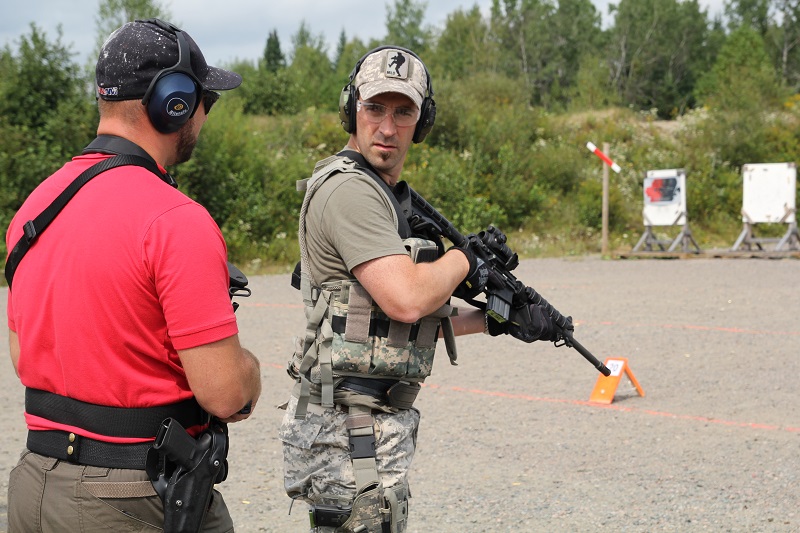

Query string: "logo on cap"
[[98, 86, 119, 97], [385, 51, 409, 80]]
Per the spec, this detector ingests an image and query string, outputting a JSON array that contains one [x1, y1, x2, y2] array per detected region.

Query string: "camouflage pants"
[[279, 395, 420, 532]]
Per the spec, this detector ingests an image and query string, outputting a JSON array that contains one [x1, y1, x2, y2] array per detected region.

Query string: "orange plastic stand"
[[588, 357, 644, 404]]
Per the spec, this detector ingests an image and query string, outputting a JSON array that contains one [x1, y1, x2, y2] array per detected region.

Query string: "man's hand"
[[449, 239, 489, 301], [486, 303, 561, 343]]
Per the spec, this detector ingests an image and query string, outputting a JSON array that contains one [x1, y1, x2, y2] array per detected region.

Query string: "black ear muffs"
[[413, 93, 436, 144], [140, 20, 202, 134], [339, 45, 436, 144]]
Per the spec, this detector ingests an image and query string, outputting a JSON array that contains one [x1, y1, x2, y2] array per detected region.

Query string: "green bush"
[[405, 145, 506, 233], [576, 176, 630, 232]]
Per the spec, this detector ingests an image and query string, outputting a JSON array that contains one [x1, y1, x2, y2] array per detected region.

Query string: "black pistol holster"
[[145, 418, 229, 533]]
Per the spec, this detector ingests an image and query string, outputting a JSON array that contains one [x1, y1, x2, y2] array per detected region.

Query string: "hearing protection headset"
[[139, 19, 203, 134], [338, 45, 436, 144]]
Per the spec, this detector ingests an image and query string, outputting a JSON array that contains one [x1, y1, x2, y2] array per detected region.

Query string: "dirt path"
[[1, 257, 798, 532]]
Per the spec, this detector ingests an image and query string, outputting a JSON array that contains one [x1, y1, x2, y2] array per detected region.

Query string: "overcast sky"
[[2, 0, 725, 68]]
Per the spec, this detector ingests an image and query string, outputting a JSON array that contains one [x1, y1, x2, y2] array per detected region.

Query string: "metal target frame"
[[731, 162, 800, 251], [633, 168, 700, 253]]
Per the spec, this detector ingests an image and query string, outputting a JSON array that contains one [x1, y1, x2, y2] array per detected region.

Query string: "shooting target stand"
[[632, 169, 700, 253], [588, 357, 644, 404], [731, 163, 798, 251], [633, 213, 701, 253], [731, 216, 800, 252]]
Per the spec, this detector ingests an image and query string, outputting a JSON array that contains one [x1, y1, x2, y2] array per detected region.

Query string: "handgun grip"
[[153, 418, 197, 469]]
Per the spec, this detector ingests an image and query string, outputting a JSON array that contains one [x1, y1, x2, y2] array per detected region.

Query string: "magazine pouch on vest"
[[291, 155, 458, 419], [145, 417, 229, 533], [325, 272, 449, 379]]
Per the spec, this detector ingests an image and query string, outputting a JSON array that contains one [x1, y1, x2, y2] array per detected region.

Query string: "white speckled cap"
[[96, 18, 241, 100]]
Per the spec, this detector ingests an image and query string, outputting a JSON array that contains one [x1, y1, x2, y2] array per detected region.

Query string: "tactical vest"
[[289, 154, 457, 418]]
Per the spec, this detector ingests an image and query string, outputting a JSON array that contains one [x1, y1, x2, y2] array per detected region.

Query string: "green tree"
[[549, 0, 604, 106], [724, 0, 771, 34], [334, 30, 347, 68], [238, 58, 301, 116], [695, 25, 784, 111], [95, 0, 172, 51], [428, 6, 495, 79], [333, 38, 370, 84], [0, 25, 85, 130], [726, 0, 800, 91], [568, 54, 618, 110], [0, 25, 96, 260], [264, 29, 286, 72], [489, 0, 603, 108], [286, 22, 337, 112], [607, 0, 714, 117], [489, 0, 556, 102], [289, 20, 326, 55], [385, 0, 432, 53], [772, 0, 800, 90]]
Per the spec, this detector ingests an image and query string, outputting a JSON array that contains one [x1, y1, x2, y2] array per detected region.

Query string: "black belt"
[[27, 430, 153, 470], [331, 315, 421, 342], [25, 388, 209, 438], [337, 377, 396, 399]]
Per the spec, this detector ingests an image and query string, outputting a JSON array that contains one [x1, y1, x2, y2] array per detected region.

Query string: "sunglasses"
[[202, 90, 220, 114]]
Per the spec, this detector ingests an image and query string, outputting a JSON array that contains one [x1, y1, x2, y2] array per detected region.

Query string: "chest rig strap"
[[291, 155, 459, 421], [346, 404, 380, 490]]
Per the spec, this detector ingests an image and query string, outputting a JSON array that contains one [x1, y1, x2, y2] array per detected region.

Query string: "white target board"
[[741, 163, 796, 223], [642, 169, 687, 226]]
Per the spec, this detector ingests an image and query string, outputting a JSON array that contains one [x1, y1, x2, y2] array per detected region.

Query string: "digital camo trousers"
[[278, 395, 420, 532]]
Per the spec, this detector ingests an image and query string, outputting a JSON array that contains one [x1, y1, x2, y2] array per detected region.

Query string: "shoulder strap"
[[337, 149, 412, 239], [4, 153, 163, 289], [297, 155, 362, 296], [84, 134, 177, 188]]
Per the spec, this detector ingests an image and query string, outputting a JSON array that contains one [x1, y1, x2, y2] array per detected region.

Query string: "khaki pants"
[[8, 449, 234, 532]]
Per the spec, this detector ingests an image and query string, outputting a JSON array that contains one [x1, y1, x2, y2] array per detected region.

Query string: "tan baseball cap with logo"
[[354, 48, 426, 108]]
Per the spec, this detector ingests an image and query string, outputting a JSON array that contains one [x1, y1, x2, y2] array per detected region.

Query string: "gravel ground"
[[0, 256, 798, 532]]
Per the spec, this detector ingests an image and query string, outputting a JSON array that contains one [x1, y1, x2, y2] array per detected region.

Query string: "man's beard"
[[174, 123, 198, 164]]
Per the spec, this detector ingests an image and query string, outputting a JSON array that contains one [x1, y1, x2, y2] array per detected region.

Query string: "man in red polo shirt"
[[5, 19, 261, 531]]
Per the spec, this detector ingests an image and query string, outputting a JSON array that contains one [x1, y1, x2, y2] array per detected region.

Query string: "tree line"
[[1, 0, 799, 269], [237, 0, 799, 118]]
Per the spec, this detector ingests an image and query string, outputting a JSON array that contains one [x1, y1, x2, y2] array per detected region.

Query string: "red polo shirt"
[[6, 153, 238, 441]]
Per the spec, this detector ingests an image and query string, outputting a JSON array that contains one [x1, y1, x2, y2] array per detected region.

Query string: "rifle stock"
[[408, 187, 610, 377]]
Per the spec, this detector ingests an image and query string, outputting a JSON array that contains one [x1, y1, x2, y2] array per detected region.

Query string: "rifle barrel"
[[408, 186, 610, 376], [564, 331, 611, 376]]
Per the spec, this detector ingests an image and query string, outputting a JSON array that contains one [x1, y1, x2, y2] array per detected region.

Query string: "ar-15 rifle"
[[408, 188, 610, 377]]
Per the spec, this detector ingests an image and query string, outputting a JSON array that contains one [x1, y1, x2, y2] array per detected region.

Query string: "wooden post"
[[601, 142, 610, 257]]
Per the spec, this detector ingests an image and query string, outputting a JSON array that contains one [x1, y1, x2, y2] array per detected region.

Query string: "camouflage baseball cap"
[[354, 48, 426, 108]]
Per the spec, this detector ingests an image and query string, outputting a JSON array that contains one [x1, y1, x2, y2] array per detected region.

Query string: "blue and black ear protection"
[[338, 45, 436, 144], [140, 19, 203, 134]]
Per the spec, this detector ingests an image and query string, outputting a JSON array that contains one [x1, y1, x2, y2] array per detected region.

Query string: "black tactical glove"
[[486, 303, 561, 343], [449, 244, 489, 301]]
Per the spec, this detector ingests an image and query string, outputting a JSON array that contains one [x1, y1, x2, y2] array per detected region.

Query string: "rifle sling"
[[337, 149, 412, 239]]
